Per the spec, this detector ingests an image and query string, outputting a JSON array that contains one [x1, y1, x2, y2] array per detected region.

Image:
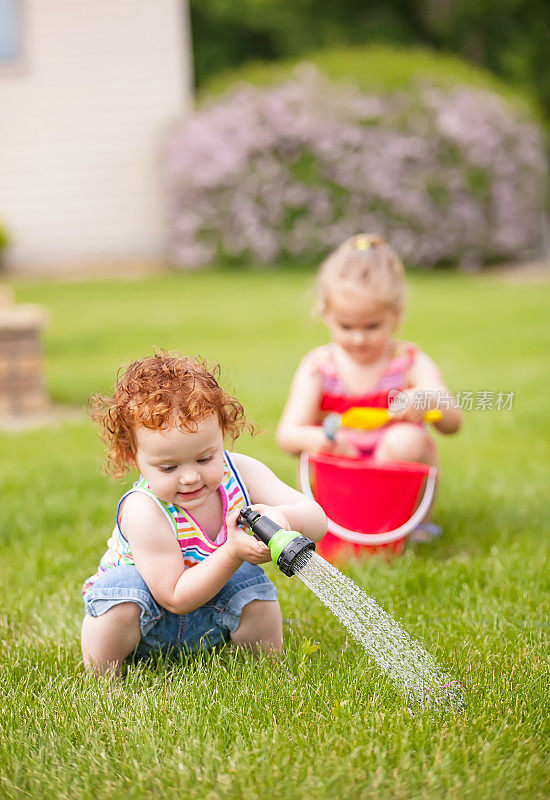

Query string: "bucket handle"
[[299, 452, 438, 545]]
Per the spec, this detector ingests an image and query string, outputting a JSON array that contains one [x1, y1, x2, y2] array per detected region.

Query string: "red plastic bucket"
[[299, 453, 437, 561]]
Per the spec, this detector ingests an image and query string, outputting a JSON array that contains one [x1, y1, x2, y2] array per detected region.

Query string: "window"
[[0, 0, 21, 62]]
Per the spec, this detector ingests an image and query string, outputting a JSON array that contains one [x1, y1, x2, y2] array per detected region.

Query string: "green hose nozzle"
[[237, 507, 315, 576]]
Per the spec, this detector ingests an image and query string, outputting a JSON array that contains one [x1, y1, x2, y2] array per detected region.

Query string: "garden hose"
[[237, 506, 315, 576]]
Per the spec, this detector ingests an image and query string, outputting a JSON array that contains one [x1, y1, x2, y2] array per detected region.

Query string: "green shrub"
[[199, 45, 543, 121], [0, 223, 9, 252]]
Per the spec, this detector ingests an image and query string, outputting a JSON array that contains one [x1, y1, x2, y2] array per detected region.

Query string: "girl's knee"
[[84, 601, 141, 636], [81, 602, 142, 675], [231, 599, 283, 653], [109, 601, 142, 626], [376, 423, 433, 463]]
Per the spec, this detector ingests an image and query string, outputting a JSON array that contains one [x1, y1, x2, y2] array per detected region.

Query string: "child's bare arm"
[[120, 494, 268, 616], [275, 357, 326, 455], [232, 453, 327, 542], [396, 351, 463, 434], [275, 356, 356, 456]]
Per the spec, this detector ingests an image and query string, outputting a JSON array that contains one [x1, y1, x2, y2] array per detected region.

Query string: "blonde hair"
[[317, 233, 406, 311]]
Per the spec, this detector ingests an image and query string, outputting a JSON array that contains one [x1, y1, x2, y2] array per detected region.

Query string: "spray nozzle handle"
[[237, 506, 284, 546], [237, 507, 262, 531], [237, 506, 315, 576]]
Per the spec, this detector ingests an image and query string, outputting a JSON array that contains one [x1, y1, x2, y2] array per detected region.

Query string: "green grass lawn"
[[0, 268, 548, 799]]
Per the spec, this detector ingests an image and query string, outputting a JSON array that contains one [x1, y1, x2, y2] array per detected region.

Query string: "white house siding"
[[0, 0, 192, 273]]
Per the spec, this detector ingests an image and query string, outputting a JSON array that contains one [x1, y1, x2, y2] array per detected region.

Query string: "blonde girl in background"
[[82, 353, 326, 675], [276, 234, 463, 538]]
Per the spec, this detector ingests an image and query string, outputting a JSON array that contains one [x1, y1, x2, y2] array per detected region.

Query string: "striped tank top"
[[82, 451, 250, 595]]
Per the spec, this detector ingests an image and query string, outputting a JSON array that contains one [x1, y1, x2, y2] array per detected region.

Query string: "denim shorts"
[[83, 563, 278, 658]]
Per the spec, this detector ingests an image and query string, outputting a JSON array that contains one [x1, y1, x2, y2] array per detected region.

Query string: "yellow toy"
[[340, 406, 442, 430]]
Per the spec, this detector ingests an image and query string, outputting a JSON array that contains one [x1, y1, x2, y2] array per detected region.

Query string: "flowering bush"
[[0, 222, 9, 252], [164, 68, 547, 269]]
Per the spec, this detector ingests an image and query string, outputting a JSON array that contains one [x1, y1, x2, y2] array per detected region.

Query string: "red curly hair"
[[90, 352, 252, 477]]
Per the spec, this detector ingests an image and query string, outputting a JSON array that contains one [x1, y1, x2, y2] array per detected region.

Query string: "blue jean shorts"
[[83, 563, 278, 658]]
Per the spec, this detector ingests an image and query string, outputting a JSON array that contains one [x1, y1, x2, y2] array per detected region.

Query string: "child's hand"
[[389, 389, 436, 425], [330, 432, 361, 458], [224, 508, 272, 565], [314, 427, 360, 458]]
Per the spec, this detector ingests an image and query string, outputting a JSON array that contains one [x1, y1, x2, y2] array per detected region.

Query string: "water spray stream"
[[238, 507, 463, 710]]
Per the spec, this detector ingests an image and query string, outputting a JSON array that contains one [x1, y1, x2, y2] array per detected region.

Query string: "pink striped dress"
[[313, 340, 418, 456], [82, 451, 250, 595]]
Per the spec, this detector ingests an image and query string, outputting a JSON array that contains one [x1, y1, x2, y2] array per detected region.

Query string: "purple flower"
[[163, 70, 547, 269]]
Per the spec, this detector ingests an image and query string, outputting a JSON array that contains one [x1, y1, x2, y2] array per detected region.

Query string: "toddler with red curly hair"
[[82, 353, 326, 675]]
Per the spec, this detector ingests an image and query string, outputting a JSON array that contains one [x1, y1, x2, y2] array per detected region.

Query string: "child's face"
[[322, 288, 401, 364], [133, 413, 225, 509]]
